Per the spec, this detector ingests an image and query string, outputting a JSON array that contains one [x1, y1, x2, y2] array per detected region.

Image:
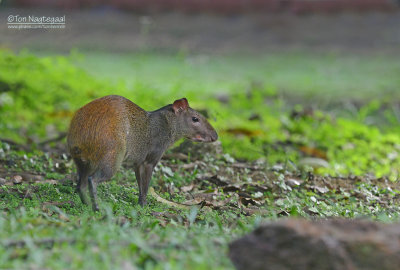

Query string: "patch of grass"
[[1, 49, 400, 178], [1, 148, 400, 269], [0, 202, 244, 269], [71, 51, 400, 104], [1, 48, 400, 268], [0, 179, 249, 269]]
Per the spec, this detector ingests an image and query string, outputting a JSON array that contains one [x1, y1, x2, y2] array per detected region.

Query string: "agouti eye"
[[192, 117, 199, 122]]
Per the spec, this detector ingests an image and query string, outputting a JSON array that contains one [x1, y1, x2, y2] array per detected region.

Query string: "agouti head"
[[172, 98, 218, 143]]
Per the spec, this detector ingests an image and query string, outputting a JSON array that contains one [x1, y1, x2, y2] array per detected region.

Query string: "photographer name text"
[[8, 15, 65, 24]]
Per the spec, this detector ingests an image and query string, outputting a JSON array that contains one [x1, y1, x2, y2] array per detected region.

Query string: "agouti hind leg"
[[76, 172, 89, 205], [88, 159, 119, 211], [135, 163, 155, 206], [88, 176, 99, 211]]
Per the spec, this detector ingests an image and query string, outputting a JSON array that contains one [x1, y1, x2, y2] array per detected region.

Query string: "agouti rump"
[[67, 95, 218, 211]]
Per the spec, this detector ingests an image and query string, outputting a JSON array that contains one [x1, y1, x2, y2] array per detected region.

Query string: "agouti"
[[67, 95, 218, 211]]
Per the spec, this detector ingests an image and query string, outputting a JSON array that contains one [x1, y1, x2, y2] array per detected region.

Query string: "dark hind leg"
[[73, 157, 91, 205], [85, 148, 124, 211], [76, 171, 89, 205], [135, 162, 155, 206], [88, 163, 117, 211], [88, 176, 99, 211]]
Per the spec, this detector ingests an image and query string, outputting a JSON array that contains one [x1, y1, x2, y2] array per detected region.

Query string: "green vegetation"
[[0, 49, 400, 269], [1, 147, 399, 269], [1, 50, 400, 177], [0, 182, 244, 269], [73, 51, 400, 103]]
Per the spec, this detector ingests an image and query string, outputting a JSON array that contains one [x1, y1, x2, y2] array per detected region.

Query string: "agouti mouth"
[[190, 137, 206, 143], [189, 135, 216, 143]]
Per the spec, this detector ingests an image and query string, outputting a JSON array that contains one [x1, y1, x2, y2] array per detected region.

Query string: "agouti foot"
[[77, 191, 89, 205]]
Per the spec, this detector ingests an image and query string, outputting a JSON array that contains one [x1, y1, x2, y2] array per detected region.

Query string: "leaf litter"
[[1, 139, 400, 225]]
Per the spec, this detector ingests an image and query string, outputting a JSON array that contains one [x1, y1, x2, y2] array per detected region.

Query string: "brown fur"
[[67, 95, 218, 210]]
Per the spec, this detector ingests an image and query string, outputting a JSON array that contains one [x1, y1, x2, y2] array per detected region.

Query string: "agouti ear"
[[172, 98, 189, 114]]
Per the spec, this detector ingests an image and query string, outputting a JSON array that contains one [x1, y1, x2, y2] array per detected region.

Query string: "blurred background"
[[1, 0, 400, 177], [1, 0, 399, 54]]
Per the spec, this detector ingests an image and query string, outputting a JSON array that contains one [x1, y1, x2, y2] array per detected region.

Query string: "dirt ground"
[[1, 8, 400, 53]]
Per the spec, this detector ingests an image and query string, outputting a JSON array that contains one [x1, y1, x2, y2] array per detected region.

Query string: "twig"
[[149, 187, 190, 210], [0, 138, 30, 151], [231, 163, 264, 170], [169, 162, 201, 170], [38, 132, 67, 146], [3, 238, 78, 248], [163, 153, 189, 161]]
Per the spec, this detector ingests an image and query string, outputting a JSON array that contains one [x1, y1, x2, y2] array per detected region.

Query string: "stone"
[[12, 175, 23, 184], [229, 218, 400, 270]]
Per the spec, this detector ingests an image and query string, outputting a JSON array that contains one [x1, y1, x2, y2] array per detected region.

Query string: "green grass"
[[71, 50, 400, 104], [0, 149, 399, 269], [1, 49, 400, 268], [0, 184, 243, 269], [1, 49, 400, 177]]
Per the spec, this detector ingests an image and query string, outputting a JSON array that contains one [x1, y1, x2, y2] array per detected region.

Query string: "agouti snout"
[[67, 95, 217, 211]]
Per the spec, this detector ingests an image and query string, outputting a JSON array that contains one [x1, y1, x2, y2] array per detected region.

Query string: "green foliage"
[[0, 50, 106, 139], [0, 181, 249, 269], [285, 115, 400, 178], [1, 49, 400, 269], [0, 145, 399, 268], [1, 50, 400, 178]]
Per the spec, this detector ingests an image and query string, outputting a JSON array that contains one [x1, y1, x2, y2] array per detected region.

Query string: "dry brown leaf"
[[205, 175, 229, 186], [181, 184, 195, 192], [242, 207, 270, 216], [309, 185, 329, 194], [299, 145, 327, 159], [224, 128, 263, 137]]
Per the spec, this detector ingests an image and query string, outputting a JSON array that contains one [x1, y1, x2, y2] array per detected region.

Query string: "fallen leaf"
[[299, 146, 327, 159], [205, 175, 229, 187], [299, 157, 330, 168], [286, 178, 303, 187], [181, 184, 194, 192], [224, 128, 263, 137], [310, 185, 329, 194]]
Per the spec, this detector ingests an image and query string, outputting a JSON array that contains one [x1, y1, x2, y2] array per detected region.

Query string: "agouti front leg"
[[135, 163, 155, 206]]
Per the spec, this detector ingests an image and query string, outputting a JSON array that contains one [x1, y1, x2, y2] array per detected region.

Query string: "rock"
[[229, 218, 400, 270], [19, 173, 44, 182], [12, 175, 23, 184]]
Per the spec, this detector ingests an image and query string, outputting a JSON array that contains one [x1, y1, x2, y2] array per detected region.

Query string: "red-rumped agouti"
[[67, 95, 218, 211]]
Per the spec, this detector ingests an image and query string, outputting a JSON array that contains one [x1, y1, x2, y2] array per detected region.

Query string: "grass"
[[1, 148, 399, 269], [2, 49, 400, 176], [0, 150, 254, 269], [0, 49, 400, 269], [70, 50, 400, 104], [0, 184, 243, 269]]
